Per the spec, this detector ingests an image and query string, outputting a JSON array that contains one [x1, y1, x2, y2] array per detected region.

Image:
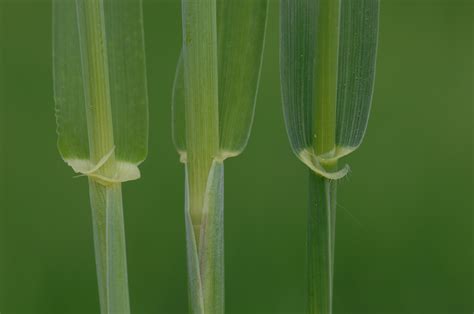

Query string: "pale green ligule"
[[299, 149, 349, 180], [68, 157, 141, 186], [54, 0, 148, 182], [335, 0, 379, 159]]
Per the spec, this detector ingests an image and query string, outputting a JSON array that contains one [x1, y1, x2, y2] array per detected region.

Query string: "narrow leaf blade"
[[53, 0, 89, 161], [336, 0, 379, 156], [53, 0, 148, 171], [280, 0, 317, 157], [173, 0, 269, 159], [104, 0, 148, 164], [217, 0, 268, 156]]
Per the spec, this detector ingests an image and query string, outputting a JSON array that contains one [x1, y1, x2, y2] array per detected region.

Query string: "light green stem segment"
[[185, 161, 224, 314], [89, 181, 130, 314], [308, 167, 337, 314], [76, 1, 130, 313], [314, 0, 341, 157]]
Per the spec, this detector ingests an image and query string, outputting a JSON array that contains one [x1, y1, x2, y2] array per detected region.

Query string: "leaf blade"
[[280, 0, 379, 175], [104, 0, 149, 164], [173, 0, 269, 159], [217, 0, 269, 155], [53, 0, 89, 161], [280, 0, 317, 157], [336, 0, 379, 156], [53, 0, 148, 171]]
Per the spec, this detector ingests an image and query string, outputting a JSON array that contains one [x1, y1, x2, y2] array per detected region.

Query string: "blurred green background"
[[0, 0, 472, 313]]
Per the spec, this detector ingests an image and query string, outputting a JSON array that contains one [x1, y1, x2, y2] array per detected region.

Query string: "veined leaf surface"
[[217, 0, 268, 156], [336, 0, 379, 157], [280, 0, 379, 172], [181, 0, 220, 220], [53, 0, 148, 180], [173, 0, 269, 160]]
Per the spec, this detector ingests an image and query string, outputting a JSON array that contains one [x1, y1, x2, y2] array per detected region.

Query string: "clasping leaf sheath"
[[173, 1, 268, 312], [53, 0, 148, 313], [280, 0, 379, 313], [54, 0, 148, 177], [281, 0, 379, 177]]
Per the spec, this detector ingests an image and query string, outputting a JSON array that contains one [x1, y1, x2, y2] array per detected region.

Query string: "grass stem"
[[76, 1, 130, 312], [308, 164, 337, 314], [89, 181, 130, 314], [184, 161, 224, 314]]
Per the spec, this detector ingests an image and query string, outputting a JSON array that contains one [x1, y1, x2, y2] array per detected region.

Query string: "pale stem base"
[[89, 179, 130, 314]]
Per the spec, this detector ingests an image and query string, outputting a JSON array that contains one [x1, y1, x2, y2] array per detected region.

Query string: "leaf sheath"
[[177, 2, 268, 312], [53, 1, 148, 313], [280, 1, 379, 313], [89, 181, 130, 313], [185, 161, 224, 314]]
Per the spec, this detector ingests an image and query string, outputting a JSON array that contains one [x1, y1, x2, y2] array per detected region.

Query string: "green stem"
[[76, 1, 130, 312], [89, 181, 130, 314], [185, 161, 224, 314], [308, 167, 337, 314]]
